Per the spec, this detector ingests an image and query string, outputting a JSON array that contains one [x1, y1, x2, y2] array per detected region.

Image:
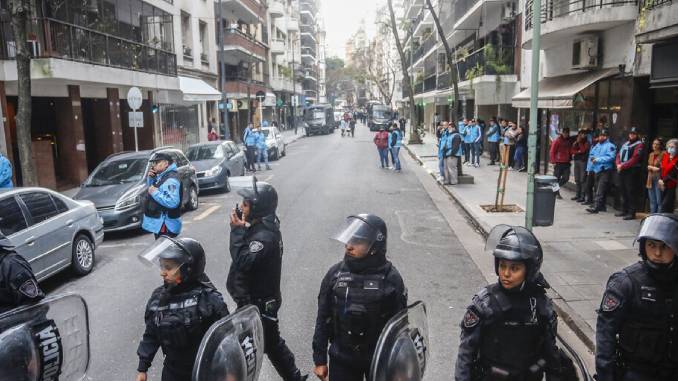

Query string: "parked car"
[[0, 187, 104, 280], [261, 127, 286, 160], [186, 140, 246, 193], [74, 147, 199, 232]]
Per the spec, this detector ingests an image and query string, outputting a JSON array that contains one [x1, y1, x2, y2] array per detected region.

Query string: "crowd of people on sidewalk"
[[372, 122, 403, 172]]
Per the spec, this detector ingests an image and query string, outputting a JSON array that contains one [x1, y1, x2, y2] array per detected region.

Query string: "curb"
[[403, 142, 597, 352]]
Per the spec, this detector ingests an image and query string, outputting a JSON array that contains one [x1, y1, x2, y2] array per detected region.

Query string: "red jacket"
[[374, 131, 389, 149], [615, 139, 644, 171], [661, 154, 678, 189], [549, 136, 573, 164], [571, 139, 590, 161]]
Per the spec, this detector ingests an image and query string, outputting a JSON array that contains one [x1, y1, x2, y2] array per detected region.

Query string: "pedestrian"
[[0, 151, 12, 189], [399, 116, 406, 137], [143, 152, 182, 239], [433, 112, 440, 131], [373, 126, 390, 169], [587, 129, 617, 214], [514, 124, 527, 171], [389, 124, 402, 172], [549, 127, 573, 200], [462, 118, 474, 165], [455, 225, 563, 381], [658, 138, 678, 213], [501, 119, 516, 167], [436, 123, 448, 180], [0, 232, 44, 314], [646, 138, 666, 214], [468, 119, 482, 167], [136, 237, 229, 381], [340, 118, 348, 137], [441, 122, 463, 185], [207, 127, 219, 141], [581, 127, 599, 205], [244, 123, 258, 172], [255, 128, 271, 171], [571, 129, 590, 202], [615, 127, 645, 219], [595, 213, 678, 381], [349, 117, 356, 137], [486, 118, 501, 165], [227, 180, 306, 381], [312, 214, 407, 381]]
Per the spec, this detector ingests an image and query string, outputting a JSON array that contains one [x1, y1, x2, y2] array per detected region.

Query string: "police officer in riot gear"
[[595, 213, 678, 381], [0, 232, 44, 314], [136, 237, 229, 381], [312, 214, 408, 381], [227, 179, 306, 381], [455, 225, 562, 381]]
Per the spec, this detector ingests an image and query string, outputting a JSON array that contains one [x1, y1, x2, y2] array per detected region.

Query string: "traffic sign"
[[128, 112, 143, 128], [255, 90, 266, 98], [126, 87, 143, 110]]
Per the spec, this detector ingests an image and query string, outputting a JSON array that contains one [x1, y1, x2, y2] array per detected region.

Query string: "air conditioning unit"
[[572, 36, 599, 70], [502, 2, 516, 21]]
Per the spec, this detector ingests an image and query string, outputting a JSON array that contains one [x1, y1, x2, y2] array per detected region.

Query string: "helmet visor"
[[137, 237, 189, 270], [331, 217, 383, 249], [635, 214, 678, 254]]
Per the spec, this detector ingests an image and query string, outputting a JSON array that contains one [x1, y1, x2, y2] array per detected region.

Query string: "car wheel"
[[72, 234, 94, 276], [223, 173, 231, 193], [274, 148, 280, 160], [188, 185, 199, 211]]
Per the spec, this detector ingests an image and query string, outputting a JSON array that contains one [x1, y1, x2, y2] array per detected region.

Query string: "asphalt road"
[[42, 123, 487, 380]]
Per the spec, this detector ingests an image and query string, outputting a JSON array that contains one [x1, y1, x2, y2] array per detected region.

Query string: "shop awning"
[[512, 68, 618, 109], [178, 76, 222, 102]]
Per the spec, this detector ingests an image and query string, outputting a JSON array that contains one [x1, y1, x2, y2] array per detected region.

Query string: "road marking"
[[99, 242, 149, 249], [263, 174, 274, 181], [193, 205, 221, 221]]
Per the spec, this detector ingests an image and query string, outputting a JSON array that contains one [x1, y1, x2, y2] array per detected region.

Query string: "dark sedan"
[[186, 141, 246, 193]]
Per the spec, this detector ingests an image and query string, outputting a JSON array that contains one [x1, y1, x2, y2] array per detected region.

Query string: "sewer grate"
[[480, 204, 524, 213]]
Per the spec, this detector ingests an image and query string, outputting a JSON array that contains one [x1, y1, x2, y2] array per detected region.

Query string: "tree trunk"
[[426, 0, 463, 175], [10, 0, 36, 186], [387, 0, 421, 144]]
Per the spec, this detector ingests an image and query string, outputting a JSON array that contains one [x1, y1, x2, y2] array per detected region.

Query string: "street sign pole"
[[127, 87, 143, 152], [218, 0, 230, 140], [525, 0, 542, 230]]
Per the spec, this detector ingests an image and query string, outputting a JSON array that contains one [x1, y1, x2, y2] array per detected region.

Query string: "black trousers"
[[488, 142, 499, 163], [463, 143, 471, 162], [553, 163, 571, 187], [161, 363, 191, 381], [329, 354, 369, 381], [619, 167, 641, 215], [573, 160, 587, 198], [594, 169, 614, 211], [246, 146, 257, 171], [661, 187, 676, 213], [262, 316, 302, 381], [585, 170, 595, 202]]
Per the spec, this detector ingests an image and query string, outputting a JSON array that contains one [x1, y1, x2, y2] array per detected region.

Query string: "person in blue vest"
[[437, 124, 449, 181], [486, 118, 501, 165], [0, 152, 12, 189], [467, 118, 482, 168], [441, 122, 463, 185], [255, 128, 271, 171], [459, 118, 470, 164], [389, 123, 402, 172], [243, 123, 258, 172], [587, 129, 617, 214], [614, 126, 644, 220], [143, 152, 182, 239]]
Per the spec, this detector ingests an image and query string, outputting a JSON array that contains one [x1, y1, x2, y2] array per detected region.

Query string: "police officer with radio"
[[455, 225, 564, 381], [0, 233, 44, 314], [143, 152, 182, 239], [227, 179, 306, 381], [595, 213, 678, 381], [312, 214, 407, 381], [136, 237, 229, 381]]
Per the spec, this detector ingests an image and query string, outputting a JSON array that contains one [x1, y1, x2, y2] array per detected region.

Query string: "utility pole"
[[525, 0, 542, 230], [218, 0, 230, 140], [291, 38, 297, 133]]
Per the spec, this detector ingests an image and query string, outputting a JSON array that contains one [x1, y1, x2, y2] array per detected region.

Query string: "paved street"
[[42, 123, 487, 380]]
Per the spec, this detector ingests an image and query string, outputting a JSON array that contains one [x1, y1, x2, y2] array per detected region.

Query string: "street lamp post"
[[218, 0, 230, 140], [525, 0, 543, 230]]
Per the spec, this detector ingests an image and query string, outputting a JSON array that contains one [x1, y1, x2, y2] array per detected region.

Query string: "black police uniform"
[[0, 246, 44, 314], [312, 256, 407, 380]]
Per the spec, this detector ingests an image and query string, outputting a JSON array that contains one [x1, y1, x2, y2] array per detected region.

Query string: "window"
[[227, 142, 240, 155], [19, 192, 59, 225], [199, 21, 208, 62], [174, 151, 190, 167], [0, 196, 28, 236], [181, 11, 192, 57], [52, 196, 69, 214]]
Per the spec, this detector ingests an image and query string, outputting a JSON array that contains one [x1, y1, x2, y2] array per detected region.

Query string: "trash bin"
[[534, 175, 559, 226]]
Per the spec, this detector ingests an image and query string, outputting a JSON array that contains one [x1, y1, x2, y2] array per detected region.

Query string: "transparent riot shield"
[[192, 305, 264, 381], [369, 301, 429, 381], [0, 293, 90, 381]]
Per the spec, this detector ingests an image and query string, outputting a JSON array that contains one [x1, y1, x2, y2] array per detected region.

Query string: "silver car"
[[187, 141, 246, 193], [0, 187, 104, 281], [262, 127, 286, 160]]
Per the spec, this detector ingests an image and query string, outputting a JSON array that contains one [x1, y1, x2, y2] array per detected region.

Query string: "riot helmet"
[[332, 214, 387, 256], [635, 213, 678, 263], [138, 236, 206, 283], [236, 177, 278, 219], [485, 225, 543, 283]]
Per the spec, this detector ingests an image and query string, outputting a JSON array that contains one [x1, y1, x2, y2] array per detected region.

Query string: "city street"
[[41, 123, 487, 380]]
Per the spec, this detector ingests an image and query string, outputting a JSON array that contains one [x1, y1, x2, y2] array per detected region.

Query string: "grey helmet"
[[635, 213, 678, 262], [485, 225, 544, 283]]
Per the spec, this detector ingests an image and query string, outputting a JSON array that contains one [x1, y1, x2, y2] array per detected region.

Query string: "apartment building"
[[0, 0, 221, 189], [299, 0, 319, 105]]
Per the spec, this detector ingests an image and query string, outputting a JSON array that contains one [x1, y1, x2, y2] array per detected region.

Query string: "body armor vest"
[[149, 287, 205, 349], [331, 263, 397, 354], [145, 171, 182, 219], [618, 263, 678, 373]]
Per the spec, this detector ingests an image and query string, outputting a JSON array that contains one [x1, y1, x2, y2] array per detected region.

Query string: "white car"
[[262, 127, 286, 160]]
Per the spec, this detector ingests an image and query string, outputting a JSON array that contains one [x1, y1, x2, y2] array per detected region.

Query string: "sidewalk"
[[280, 128, 305, 145], [404, 133, 640, 349]]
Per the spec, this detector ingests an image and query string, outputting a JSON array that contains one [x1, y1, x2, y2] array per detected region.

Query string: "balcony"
[[220, 29, 266, 65], [437, 71, 451, 89], [414, 81, 424, 95], [223, 77, 268, 97], [454, 45, 515, 82], [636, 0, 678, 43], [454, 0, 510, 31], [271, 39, 285, 55], [270, 76, 297, 92], [217, 0, 265, 25], [411, 34, 437, 65], [404, 0, 424, 18], [269, 0, 284, 18], [287, 18, 300, 31], [412, 9, 434, 37], [523, 0, 638, 49]]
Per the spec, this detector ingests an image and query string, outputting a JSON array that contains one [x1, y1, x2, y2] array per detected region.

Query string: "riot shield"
[[369, 301, 429, 381], [0, 293, 90, 381], [192, 305, 264, 381]]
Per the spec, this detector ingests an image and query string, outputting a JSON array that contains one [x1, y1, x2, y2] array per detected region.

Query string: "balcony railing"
[[454, 45, 515, 82], [640, 0, 672, 9], [437, 71, 451, 89], [525, 0, 638, 30], [412, 34, 436, 63], [423, 75, 437, 92], [223, 28, 266, 58], [414, 81, 424, 94]]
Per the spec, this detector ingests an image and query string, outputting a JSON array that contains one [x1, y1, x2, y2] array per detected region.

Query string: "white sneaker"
[[474, 163, 479, 168]]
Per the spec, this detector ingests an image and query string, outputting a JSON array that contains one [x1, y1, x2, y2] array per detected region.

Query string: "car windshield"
[[312, 110, 325, 120], [86, 158, 147, 186], [187, 145, 225, 161], [372, 107, 391, 119]]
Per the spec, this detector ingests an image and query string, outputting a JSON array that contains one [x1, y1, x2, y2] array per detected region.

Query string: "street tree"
[[350, 23, 397, 106], [9, 0, 37, 185]]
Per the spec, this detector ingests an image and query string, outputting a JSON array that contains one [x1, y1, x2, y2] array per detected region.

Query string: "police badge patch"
[[463, 309, 480, 328], [18, 279, 39, 298], [601, 293, 620, 312], [249, 241, 264, 253]]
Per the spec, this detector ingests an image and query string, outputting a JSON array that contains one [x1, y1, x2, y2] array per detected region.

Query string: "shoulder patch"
[[601, 292, 620, 312], [463, 309, 480, 328], [249, 241, 264, 253], [18, 279, 39, 298]]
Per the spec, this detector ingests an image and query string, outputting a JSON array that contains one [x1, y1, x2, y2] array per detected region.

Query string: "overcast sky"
[[321, 0, 386, 59]]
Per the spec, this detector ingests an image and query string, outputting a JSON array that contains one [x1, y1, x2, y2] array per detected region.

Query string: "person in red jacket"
[[659, 138, 678, 213], [373, 126, 390, 168], [614, 127, 644, 220], [549, 127, 573, 199], [570, 130, 590, 202]]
